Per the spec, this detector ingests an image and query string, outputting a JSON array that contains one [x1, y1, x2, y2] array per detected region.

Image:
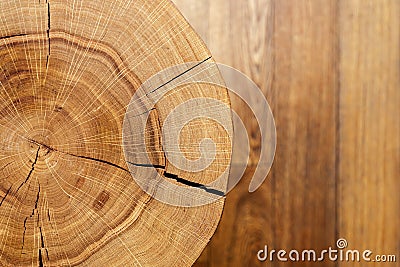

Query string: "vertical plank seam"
[[270, 1, 277, 266], [334, 1, 341, 267]]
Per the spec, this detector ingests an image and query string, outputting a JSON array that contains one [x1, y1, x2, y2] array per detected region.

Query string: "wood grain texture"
[[173, 0, 399, 266], [0, 0, 232, 266], [338, 1, 400, 266]]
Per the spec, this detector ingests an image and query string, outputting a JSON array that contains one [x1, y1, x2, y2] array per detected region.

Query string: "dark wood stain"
[[93, 190, 110, 211], [75, 177, 85, 189]]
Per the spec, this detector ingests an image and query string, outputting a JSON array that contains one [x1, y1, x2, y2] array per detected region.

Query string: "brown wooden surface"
[[173, 0, 400, 266], [338, 1, 399, 266], [0, 1, 233, 266]]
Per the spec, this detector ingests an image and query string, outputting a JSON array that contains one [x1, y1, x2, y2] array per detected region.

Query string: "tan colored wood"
[[0, 0, 232, 266]]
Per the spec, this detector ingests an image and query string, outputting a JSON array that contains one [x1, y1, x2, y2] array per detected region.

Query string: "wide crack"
[[46, 1, 51, 68], [0, 186, 11, 207], [16, 146, 40, 193], [126, 162, 225, 197]]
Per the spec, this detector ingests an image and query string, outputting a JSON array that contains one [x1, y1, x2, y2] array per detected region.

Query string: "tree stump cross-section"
[[0, 0, 232, 266]]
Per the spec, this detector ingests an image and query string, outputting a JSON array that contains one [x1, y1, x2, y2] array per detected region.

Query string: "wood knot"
[[54, 105, 63, 112]]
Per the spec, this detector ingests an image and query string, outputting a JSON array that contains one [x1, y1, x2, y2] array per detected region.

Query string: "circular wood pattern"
[[0, 0, 232, 266]]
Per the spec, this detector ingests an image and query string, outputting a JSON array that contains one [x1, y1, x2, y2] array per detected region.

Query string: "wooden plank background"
[[172, 0, 399, 266]]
